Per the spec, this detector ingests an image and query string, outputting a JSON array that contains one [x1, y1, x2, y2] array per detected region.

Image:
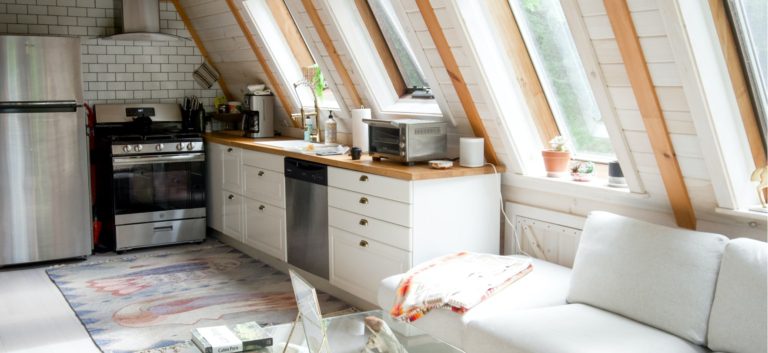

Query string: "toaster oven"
[[364, 118, 447, 165]]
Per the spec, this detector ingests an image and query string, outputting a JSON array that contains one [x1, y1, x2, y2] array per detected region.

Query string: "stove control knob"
[[186, 142, 194, 151], [155, 144, 164, 151], [176, 143, 183, 151], [122, 145, 131, 153], [133, 144, 143, 152]]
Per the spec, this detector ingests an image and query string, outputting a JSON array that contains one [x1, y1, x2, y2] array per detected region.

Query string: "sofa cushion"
[[707, 238, 767, 353], [566, 211, 728, 345], [463, 304, 710, 353], [378, 258, 571, 349]]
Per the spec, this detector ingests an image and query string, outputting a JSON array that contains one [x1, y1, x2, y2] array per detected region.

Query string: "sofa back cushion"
[[566, 211, 728, 345], [707, 238, 767, 353]]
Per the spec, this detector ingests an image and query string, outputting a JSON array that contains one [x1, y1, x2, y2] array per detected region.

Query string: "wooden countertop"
[[204, 132, 505, 181]]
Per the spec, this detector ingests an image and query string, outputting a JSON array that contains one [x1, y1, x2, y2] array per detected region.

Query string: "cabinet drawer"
[[243, 149, 283, 172], [328, 167, 411, 203], [329, 207, 411, 251], [328, 187, 411, 227], [330, 228, 410, 304], [244, 199, 286, 261], [244, 165, 285, 208]]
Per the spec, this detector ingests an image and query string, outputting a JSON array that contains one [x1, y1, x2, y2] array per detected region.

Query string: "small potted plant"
[[570, 161, 595, 182], [542, 136, 571, 177]]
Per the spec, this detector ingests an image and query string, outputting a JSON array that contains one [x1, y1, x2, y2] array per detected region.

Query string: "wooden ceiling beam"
[[604, 0, 696, 229], [708, 0, 766, 168], [169, 0, 233, 100], [301, 0, 364, 108], [224, 0, 295, 119], [415, 0, 500, 166]]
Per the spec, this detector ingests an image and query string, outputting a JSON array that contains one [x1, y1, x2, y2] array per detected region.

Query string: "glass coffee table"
[[258, 310, 465, 353]]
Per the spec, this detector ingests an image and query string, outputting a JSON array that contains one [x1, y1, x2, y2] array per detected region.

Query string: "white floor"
[[0, 262, 100, 353]]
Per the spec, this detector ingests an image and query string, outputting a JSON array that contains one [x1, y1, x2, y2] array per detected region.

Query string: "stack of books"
[[191, 322, 273, 353]]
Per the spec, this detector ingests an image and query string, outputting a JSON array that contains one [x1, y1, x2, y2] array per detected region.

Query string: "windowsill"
[[507, 172, 650, 201], [714, 207, 768, 222], [379, 94, 442, 117]]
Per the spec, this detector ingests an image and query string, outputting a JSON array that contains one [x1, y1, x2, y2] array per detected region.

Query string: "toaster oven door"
[[369, 125, 402, 156]]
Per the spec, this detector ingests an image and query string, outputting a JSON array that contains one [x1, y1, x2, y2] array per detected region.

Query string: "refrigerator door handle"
[[0, 100, 78, 114]]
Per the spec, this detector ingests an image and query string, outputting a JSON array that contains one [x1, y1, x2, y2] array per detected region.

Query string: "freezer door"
[[0, 35, 83, 102], [0, 110, 92, 266]]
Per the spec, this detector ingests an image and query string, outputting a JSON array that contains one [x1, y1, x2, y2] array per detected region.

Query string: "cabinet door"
[[244, 166, 285, 208], [330, 227, 410, 304], [206, 143, 224, 232], [222, 192, 243, 241], [221, 146, 242, 194], [244, 199, 286, 261]]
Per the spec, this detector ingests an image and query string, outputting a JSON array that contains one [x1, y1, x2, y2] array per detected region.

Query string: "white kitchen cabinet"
[[207, 142, 287, 260], [330, 227, 410, 302], [222, 191, 244, 241], [206, 143, 224, 232], [221, 146, 242, 194], [328, 167, 499, 304], [244, 199, 287, 261]]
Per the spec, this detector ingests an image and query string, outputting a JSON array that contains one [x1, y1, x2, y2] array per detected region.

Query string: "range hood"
[[104, 0, 188, 42]]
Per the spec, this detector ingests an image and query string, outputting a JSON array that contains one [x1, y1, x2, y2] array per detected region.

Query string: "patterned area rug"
[[46, 244, 353, 353]]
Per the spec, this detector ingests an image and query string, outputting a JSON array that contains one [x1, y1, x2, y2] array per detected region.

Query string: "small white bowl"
[[429, 160, 454, 169]]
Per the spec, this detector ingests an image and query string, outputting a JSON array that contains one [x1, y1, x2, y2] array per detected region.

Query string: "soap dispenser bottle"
[[304, 116, 313, 142], [324, 111, 337, 144]]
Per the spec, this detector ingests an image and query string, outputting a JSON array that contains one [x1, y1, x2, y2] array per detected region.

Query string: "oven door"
[[368, 125, 402, 156], [111, 153, 205, 224]]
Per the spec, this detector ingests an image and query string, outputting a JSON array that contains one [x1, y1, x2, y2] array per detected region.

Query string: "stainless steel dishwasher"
[[285, 157, 329, 279]]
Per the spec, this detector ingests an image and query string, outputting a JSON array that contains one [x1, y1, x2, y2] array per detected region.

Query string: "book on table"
[[191, 321, 273, 353]]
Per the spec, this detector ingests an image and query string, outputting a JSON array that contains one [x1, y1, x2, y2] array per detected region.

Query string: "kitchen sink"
[[254, 140, 345, 155]]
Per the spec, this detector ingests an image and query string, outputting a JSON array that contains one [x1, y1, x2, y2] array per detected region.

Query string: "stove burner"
[[144, 135, 174, 141], [175, 133, 202, 139]]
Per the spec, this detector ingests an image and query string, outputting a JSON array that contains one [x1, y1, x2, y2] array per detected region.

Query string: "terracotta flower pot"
[[542, 150, 571, 177]]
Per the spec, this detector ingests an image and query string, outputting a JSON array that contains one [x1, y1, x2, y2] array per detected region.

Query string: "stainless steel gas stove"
[[94, 103, 206, 252]]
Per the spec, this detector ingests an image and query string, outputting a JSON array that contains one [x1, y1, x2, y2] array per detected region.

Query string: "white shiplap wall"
[[176, 0, 292, 127], [0, 0, 222, 109]]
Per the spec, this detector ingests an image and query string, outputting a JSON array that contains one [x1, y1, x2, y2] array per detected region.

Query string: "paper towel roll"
[[460, 137, 485, 167], [352, 108, 370, 152]]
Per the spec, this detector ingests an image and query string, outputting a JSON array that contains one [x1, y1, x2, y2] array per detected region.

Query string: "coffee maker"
[[241, 93, 274, 138]]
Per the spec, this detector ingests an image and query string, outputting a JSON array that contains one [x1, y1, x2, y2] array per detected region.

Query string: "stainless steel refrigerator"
[[0, 35, 92, 266]]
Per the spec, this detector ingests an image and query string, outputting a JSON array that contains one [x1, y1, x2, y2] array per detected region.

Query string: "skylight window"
[[509, 0, 615, 160], [726, 0, 768, 143], [244, 0, 339, 110], [366, 0, 431, 95]]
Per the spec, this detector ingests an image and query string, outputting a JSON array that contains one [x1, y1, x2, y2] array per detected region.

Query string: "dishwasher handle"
[[284, 157, 328, 185]]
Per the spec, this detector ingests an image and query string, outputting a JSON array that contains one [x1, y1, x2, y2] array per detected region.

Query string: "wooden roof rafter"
[[604, 0, 697, 229], [415, 0, 500, 166]]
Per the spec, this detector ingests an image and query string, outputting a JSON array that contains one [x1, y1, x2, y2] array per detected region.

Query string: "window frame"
[[724, 0, 768, 158]]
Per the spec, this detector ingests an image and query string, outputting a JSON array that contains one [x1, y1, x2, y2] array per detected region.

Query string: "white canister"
[[460, 137, 485, 167], [351, 107, 370, 152]]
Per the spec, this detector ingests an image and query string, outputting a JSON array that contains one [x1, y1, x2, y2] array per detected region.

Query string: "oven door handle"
[[113, 153, 206, 166]]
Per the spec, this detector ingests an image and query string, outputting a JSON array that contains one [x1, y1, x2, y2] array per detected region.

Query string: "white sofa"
[[378, 211, 768, 353]]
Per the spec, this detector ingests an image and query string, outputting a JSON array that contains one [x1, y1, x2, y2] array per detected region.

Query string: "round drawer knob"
[[258, 171, 264, 176], [228, 194, 234, 200], [359, 175, 369, 182], [359, 240, 369, 248], [359, 197, 368, 205], [359, 219, 368, 226], [259, 205, 265, 211]]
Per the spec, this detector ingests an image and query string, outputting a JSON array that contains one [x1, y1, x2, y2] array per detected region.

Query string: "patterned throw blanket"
[[390, 252, 533, 322]]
